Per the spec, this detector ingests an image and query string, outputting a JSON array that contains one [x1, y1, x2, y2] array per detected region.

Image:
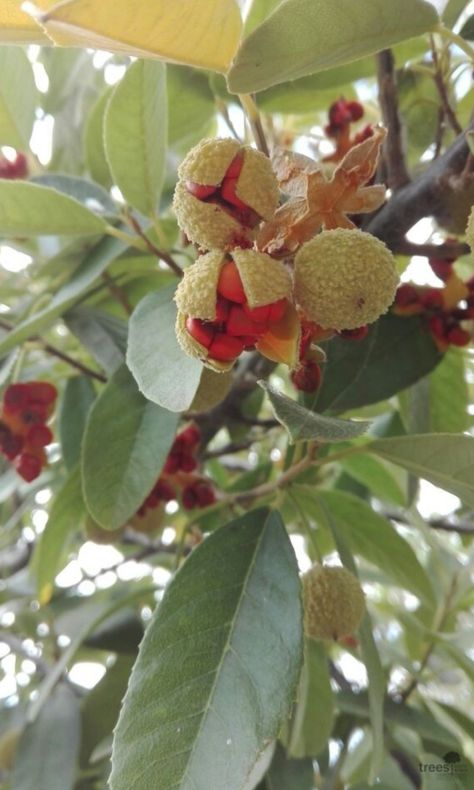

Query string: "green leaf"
[[65, 305, 128, 375], [0, 46, 37, 149], [317, 490, 434, 604], [104, 60, 167, 218], [286, 639, 334, 759], [459, 14, 474, 40], [33, 467, 85, 605], [313, 313, 442, 414], [262, 742, 314, 790], [339, 453, 406, 507], [127, 288, 203, 413], [259, 382, 370, 443], [82, 364, 179, 529], [11, 684, 80, 790], [315, 499, 385, 781], [79, 655, 134, 766], [0, 181, 107, 237], [244, 0, 282, 34], [110, 508, 304, 790], [443, 0, 470, 27], [227, 0, 438, 93], [370, 434, 474, 508], [0, 234, 126, 359], [59, 377, 97, 471], [84, 86, 113, 188], [168, 65, 215, 151], [31, 174, 116, 216], [428, 349, 468, 433], [336, 691, 460, 748]]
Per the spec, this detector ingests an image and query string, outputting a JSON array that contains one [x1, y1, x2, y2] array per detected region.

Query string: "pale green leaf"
[[370, 434, 474, 508], [65, 306, 128, 375], [59, 377, 97, 471], [262, 742, 314, 789], [0, 181, 107, 237], [429, 349, 468, 433], [286, 639, 334, 759], [11, 684, 80, 790], [110, 508, 303, 790], [127, 288, 203, 413], [82, 364, 179, 529], [104, 60, 167, 218], [0, 234, 125, 359], [339, 453, 406, 507], [33, 467, 85, 604], [0, 46, 37, 148], [259, 381, 370, 443], [84, 86, 113, 188], [317, 490, 435, 604], [227, 0, 439, 93]]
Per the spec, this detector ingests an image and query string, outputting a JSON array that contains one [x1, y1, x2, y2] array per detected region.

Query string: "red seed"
[[243, 303, 271, 322], [217, 260, 246, 304], [178, 424, 201, 448], [154, 480, 176, 502], [0, 424, 23, 461], [27, 425, 53, 448], [3, 383, 30, 414], [185, 181, 217, 200], [268, 299, 287, 322], [347, 100, 364, 122], [225, 152, 244, 179], [185, 317, 214, 349], [421, 288, 444, 310], [180, 454, 198, 473], [25, 381, 57, 405], [395, 284, 421, 307], [215, 297, 231, 323], [15, 452, 43, 482], [447, 325, 471, 346], [226, 305, 267, 338], [209, 333, 244, 361], [291, 361, 321, 393], [220, 176, 248, 210]]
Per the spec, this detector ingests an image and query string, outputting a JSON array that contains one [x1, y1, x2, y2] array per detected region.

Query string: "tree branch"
[[376, 50, 411, 189]]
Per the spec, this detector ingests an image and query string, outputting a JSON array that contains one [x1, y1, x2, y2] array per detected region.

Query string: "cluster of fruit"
[[0, 151, 28, 180], [135, 424, 215, 519], [0, 382, 57, 482], [324, 97, 374, 162], [393, 248, 473, 351], [173, 138, 399, 383]]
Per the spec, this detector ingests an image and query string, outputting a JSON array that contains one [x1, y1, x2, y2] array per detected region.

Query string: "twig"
[[396, 239, 469, 259], [384, 508, 474, 535], [376, 50, 411, 189], [0, 630, 50, 677], [431, 36, 463, 136], [239, 94, 270, 156], [216, 99, 241, 141], [0, 317, 107, 383], [125, 214, 184, 278], [223, 447, 317, 505], [101, 271, 133, 315]]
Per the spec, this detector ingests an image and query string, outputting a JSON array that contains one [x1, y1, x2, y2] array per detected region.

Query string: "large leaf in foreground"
[[0, 1, 48, 43], [260, 382, 370, 442], [312, 313, 442, 414], [371, 434, 474, 508], [110, 509, 303, 790], [35, 0, 242, 73], [227, 0, 438, 93], [82, 364, 178, 529]]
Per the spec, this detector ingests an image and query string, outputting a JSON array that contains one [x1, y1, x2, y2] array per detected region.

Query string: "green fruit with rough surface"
[[302, 564, 365, 641]]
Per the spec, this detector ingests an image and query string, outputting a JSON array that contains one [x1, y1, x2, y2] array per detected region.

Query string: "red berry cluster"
[[186, 152, 259, 233], [290, 320, 369, 393], [136, 424, 216, 518], [324, 98, 373, 163], [0, 382, 57, 481], [0, 151, 28, 180], [186, 259, 288, 364], [393, 251, 473, 350]]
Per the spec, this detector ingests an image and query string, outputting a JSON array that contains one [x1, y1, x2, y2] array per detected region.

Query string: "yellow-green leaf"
[[228, 0, 438, 93], [34, 0, 243, 73], [0, 1, 49, 43]]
